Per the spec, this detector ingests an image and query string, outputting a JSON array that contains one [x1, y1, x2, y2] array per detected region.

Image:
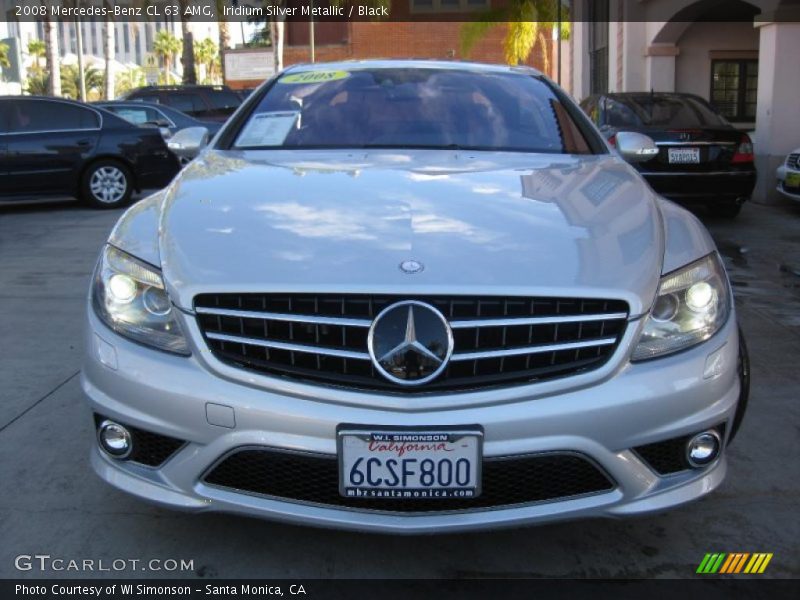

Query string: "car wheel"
[[712, 199, 743, 218], [728, 326, 750, 444], [81, 160, 133, 209]]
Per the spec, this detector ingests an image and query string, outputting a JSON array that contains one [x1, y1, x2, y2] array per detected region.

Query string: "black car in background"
[[119, 85, 242, 122], [93, 101, 224, 139], [581, 92, 756, 217], [0, 96, 180, 208]]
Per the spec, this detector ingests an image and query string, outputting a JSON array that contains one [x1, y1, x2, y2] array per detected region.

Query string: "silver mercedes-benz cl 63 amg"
[[83, 60, 749, 533]]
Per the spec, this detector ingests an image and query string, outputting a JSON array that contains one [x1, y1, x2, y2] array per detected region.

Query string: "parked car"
[[85, 61, 749, 533], [580, 92, 756, 217], [118, 85, 242, 122], [93, 101, 224, 140], [776, 147, 800, 202], [235, 87, 259, 100], [0, 96, 180, 208]]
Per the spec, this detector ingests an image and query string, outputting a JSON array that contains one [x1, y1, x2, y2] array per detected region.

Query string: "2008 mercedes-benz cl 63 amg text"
[[83, 60, 749, 533]]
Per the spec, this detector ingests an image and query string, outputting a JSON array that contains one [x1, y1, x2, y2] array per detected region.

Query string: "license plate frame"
[[337, 425, 483, 500], [668, 147, 701, 164]]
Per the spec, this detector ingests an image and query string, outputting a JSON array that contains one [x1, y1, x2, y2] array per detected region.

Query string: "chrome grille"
[[787, 153, 800, 170], [194, 294, 629, 393]]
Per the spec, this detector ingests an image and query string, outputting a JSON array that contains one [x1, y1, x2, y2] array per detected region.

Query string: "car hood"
[[159, 149, 664, 316]]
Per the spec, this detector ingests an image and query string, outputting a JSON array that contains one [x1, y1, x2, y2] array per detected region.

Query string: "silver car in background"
[[83, 60, 749, 533]]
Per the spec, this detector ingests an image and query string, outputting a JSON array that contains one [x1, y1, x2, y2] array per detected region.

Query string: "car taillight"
[[732, 134, 754, 163], [607, 134, 616, 148]]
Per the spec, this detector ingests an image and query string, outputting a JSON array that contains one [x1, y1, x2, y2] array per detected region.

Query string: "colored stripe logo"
[[697, 553, 773, 574]]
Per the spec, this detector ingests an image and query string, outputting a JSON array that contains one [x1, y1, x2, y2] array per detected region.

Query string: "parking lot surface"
[[1, 197, 798, 579]]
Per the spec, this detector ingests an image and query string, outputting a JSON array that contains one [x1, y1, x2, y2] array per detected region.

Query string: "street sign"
[[144, 52, 159, 85]]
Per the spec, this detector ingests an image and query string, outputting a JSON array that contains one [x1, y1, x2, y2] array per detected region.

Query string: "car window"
[[162, 94, 205, 115], [107, 105, 168, 125], [8, 100, 100, 133], [206, 90, 242, 111], [0, 102, 11, 134], [129, 94, 161, 104], [606, 95, 728, 128], [234, 68, 593, 154]]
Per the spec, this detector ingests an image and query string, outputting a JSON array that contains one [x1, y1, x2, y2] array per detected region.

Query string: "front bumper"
[[82, 308, 741, 533], [776, 165, 800, 202]]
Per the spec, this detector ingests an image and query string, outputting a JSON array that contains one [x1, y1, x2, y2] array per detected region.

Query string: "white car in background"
[[776, 148, 800, 201]]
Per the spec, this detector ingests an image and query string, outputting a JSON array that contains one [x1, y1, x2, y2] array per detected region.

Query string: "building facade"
[[569, 0, 800, 205]]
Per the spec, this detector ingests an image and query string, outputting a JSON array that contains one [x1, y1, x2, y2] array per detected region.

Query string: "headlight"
[[92, 245, 190, 355], [631, 253, 731, 361]]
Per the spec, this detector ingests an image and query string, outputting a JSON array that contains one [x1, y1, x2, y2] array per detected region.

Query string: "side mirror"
[[167, 126, 209, 160], [615, 131, 659, 163]]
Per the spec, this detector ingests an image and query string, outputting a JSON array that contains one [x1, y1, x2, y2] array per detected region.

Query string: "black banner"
[[4, 0, 800, 23], [3, 579, 800, 600]]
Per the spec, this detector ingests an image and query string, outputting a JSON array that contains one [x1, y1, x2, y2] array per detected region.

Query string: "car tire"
[[712, 199, 743, 219], [728, 326, 750, 444], [81, 160, 134, 209]]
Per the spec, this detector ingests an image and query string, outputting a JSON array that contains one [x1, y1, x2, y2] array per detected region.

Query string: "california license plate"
[[338, 427, 482, 499], [668, 147, 701, 164]]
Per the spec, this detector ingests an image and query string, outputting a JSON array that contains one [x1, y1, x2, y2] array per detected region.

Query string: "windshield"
[[232, 68, 594, 154], [605, 95, 728, 128]]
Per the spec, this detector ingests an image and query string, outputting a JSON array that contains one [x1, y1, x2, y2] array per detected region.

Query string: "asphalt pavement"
[[0, 196, 798, 579]]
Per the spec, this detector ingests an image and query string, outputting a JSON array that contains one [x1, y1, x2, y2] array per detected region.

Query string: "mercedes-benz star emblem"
[[368, 301, 454, 386], [399, 259, 424, 274]]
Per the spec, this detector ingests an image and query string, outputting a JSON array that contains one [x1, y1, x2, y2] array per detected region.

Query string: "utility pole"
[[557, 0, 562, 85], [76, 17, 86, 101], [309, 0, 315, 62]]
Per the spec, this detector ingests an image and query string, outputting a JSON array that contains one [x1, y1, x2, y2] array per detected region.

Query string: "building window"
[[588, 0, 609, 95], [711, 59, 758, 122], [410, 0, 489, 12]]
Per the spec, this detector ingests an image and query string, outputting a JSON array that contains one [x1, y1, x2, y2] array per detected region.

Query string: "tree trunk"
[[181, 29, 196, 84], [218, 20, 229, 83], [104, 17, 115, 99], [180, 1, 196, 85], [45, 17, 61, 96]]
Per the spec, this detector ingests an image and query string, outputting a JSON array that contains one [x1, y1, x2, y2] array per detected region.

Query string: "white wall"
[[675, 21, 759, 102]]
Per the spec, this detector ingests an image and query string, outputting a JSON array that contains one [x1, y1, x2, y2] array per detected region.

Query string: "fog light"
[[98, 420, 132, 459], [686, 431, 721, 468]]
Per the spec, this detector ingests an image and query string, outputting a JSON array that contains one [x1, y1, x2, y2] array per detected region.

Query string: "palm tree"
[[115, 67, 145, 96], [179, 0, 197, 84], [216, 0, 230, 81], [28, 39, 46, 75], [43, 10, 62, 96], [26, 73, 49, 95], [194, 38, 219, 84], [0, 41, 10, 70], [61, 65, 104, 99], [460, 0, 569, 70], [153, 30, 182, 84]]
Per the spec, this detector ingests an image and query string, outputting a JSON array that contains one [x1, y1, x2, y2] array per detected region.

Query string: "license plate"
[[338, 427, 482, 499], [668, 147, 701, 164], [786, 172, 800, 188]]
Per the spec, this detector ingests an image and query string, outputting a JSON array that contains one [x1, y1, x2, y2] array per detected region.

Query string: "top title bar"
[[3, 0, 800, 23]]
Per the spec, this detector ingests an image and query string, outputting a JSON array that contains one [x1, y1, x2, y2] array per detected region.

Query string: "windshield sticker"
[[279, 71, 350, 85], [235, 111, 299, 147]]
